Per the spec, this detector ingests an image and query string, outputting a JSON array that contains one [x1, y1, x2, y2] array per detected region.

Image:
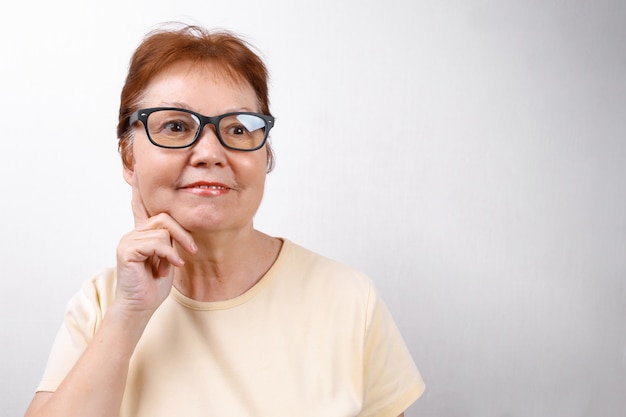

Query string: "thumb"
[[130, 171, 150, 227]]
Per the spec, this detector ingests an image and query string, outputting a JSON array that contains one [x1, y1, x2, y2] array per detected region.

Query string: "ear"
[[123, 166, 134, 186]]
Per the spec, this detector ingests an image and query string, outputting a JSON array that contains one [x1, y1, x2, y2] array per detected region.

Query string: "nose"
[[189, 123, 227, 167]]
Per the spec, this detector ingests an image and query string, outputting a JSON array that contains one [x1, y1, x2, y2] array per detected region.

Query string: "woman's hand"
[[24, 173, 199, 417], [115, 172, 197, 318]]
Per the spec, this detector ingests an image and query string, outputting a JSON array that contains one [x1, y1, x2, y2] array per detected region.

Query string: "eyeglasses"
[[129, 107, 275, 151]]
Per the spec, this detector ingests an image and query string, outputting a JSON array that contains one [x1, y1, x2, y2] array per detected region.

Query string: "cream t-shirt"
[[38, 239, 424, 416]]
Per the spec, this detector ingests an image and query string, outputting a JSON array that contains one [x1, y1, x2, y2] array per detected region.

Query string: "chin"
[[172, 205, 256, 235], [181, 217, 226, 233]]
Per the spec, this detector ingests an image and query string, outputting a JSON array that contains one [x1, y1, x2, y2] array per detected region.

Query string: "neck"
[[173, 228, 281, 302]]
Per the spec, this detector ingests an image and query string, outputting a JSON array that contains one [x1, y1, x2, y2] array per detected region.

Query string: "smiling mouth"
[[191, 185, 228, 190]]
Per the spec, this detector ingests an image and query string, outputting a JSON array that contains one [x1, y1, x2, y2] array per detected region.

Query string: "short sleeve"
[[359, 282, 425, 417], [36, 270, 116, 392]]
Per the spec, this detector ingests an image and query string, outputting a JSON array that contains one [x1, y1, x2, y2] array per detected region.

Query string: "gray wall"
[[1, 1, 624, 416]]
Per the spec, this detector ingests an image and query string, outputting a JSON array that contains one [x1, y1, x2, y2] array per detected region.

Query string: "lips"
[[189, 184, 228, 190], [180, 181, 233, 195], [182, 181, 230, 189]]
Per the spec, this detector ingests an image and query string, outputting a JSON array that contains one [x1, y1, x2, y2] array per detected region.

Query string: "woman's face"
[[125, 61, 268, 235]]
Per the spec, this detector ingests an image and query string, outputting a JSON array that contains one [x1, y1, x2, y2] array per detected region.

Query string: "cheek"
[[237, 154, 268, 192], [133, 140, 181, 184], [250, 168, 268, 212], [132, 161, 181, 215]]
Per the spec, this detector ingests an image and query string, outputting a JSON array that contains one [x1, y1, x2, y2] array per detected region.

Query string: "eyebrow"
[[158, 102, 192, 110], [156, 102, 256, 114]]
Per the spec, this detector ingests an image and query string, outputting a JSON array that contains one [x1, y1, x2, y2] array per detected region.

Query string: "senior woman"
[[25, 24, 424, 417]]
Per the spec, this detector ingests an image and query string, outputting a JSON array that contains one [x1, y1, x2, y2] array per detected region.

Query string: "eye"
[[226, 123, 249, 136], [147, 110, 198, 140], [236, 114, 265, 132], [221, 114, 265, 137], [161, 119, 191, 134]]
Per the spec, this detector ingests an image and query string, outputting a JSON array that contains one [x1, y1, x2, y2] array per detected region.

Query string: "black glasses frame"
[[129, 107, 275, 151]]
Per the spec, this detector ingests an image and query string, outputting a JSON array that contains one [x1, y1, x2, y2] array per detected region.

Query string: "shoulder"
[[66, 268, 117, 317], [281, 240, 367, 277], [280, 240, 373, 290], [273, 240, 376, 311]]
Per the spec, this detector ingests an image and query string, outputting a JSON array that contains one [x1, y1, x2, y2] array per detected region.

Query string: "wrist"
[[101, 303, 153, 350]]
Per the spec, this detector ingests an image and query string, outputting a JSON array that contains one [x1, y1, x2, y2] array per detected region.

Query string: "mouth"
[[182, 181, 231, 189], [188, 184, 229, 190], [179, 181, 233, 195]]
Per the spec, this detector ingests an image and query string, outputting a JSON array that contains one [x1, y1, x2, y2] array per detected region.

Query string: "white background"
[[2, 1, 625, 416]]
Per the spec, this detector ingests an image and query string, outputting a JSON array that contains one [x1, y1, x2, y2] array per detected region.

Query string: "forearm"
[[25, 306, 150, 417]]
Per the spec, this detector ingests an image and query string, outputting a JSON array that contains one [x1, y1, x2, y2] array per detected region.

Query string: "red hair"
[[117, 24, 274, 171]]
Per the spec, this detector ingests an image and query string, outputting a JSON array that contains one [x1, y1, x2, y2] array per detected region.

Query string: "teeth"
[[195, 185, 226, 189]]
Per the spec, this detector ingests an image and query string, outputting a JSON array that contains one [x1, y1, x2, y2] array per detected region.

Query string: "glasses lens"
[[219, 114, 267, 150], [147, 110, 200, 148]]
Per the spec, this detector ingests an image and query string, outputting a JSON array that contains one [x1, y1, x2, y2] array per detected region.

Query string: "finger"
[[163, 218, 198, 255], [120, 237, 185, 268], [130, 171, 150, 227], [128, 172, 197, 255], [137, 214, 198, 255], [156, 258, 172, 278]]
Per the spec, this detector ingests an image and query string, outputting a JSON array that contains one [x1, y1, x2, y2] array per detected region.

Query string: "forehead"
[[141, 61, 258, 109]]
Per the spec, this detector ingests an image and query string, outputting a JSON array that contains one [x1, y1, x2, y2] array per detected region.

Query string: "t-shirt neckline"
[[169, 238, 289, 311]]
